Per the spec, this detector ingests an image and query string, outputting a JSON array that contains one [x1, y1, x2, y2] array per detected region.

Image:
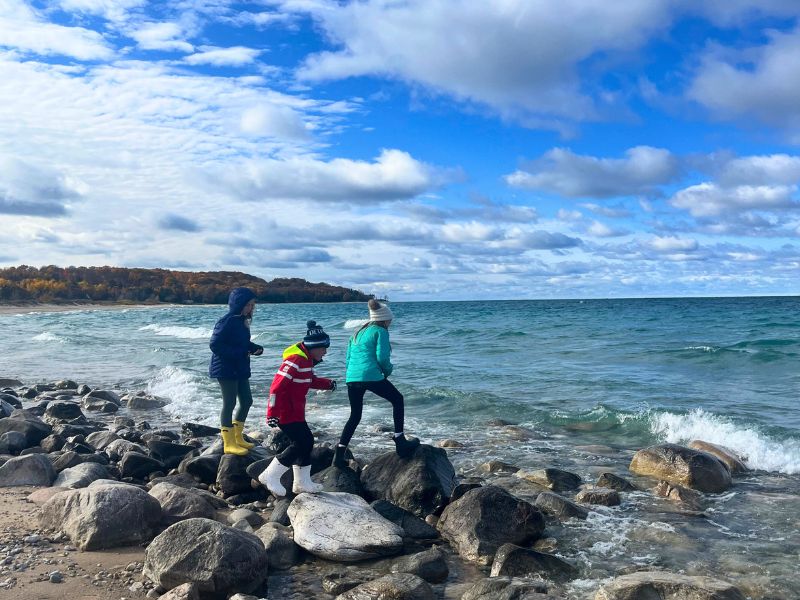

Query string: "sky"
[[1, 1, 800, 300]]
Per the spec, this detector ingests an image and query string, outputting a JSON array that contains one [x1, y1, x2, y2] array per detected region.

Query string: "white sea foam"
[[343, 318, 369, 329], [683, 345, 719, 352], [139, 324, 212, 339], [32, 332, 67, 343], [650, 408, 800, 474], [146, 366, 217, 424]]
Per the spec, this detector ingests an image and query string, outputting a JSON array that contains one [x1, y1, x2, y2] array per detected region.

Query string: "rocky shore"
[[0, 377, 752, 599]]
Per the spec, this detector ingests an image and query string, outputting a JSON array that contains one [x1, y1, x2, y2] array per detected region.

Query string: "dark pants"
[[277, 421, 314, 467], [217, 378, 253, 427], [339, 379, 404, 447]]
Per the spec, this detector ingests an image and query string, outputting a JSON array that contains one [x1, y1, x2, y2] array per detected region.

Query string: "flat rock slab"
[[335, 573, 436, 600], [489, 543, 578, 582], [595, 571, 746, 600], [288, 491, 404, 561]]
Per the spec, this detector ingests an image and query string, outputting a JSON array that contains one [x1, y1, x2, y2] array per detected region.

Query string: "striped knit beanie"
[[303, 320, 330, 348]]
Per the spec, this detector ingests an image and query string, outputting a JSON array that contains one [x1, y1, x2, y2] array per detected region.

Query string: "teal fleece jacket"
[[345, 324, 393, 382]]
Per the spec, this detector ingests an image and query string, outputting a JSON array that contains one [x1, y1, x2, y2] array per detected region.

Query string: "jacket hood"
[[228, 287, 256, 315]]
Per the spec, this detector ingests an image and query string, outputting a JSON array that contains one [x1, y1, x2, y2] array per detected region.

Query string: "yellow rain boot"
[[220, 427, 248, 456], [233, 421, 255, 450]]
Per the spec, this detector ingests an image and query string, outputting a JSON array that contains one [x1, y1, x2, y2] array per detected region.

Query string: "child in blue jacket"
[[209, 287, 263, 455], [332, 299, 419, 467]]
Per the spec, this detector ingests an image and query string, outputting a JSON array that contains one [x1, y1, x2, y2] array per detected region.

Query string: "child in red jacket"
[[258, 321, 337, 496]]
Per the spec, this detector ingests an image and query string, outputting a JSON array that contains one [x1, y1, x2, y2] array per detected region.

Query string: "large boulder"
[[0, 454, 57, 486], [254, 523, 300, 570], [629, 444, 731, 493], [216, 453, 257, 497], [335, 573, 435, 600], [535, 492, 590, 521], [105, 438, 147, 461], [288, 491, 404, 561], [143, 518, 267, 599], [595, 571, 746, 600], [0, 431, 27, 454], [81, 397, 119, 413], [596, 472, 636, 492], [40, 482, 162, 549], [489, 543, 578, 581], [0, 415, 52, 447], [360, 444, 457, 517], [120, 451, 165, 480], [147, 440, 197, 470], [437, 485, 545, 565], [148, 482, 217, 525], [688, 440, 749, 474], [312, 466, 364, 495], [52, 462, 109, 489], [43, 401, 85, 424], [178, 454, 222, 485]]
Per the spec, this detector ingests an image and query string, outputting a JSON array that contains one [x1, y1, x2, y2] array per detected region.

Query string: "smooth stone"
[[120, 452, 165, 480], [85, 431, 119, 450], [148, 482, 216, 525], [335, 573, 435, 600], [595, 571, 746, 600], [254, 522, 300, 570], [0, 415, 52, 447], [461, 576, 550, 600], [596, 472, 636, 492], [370, 499, 439, 539], [653, 480, 705, 512], [479, 460, 519, 474], [534, 491, 589, 521], [629, 444, 731, 493], [52, 463, 109, 489], [312, 465, 364, 495], [514, 467, 582, 492], [228, 508, 264, 528], [389, 545, 449, 583], [158, 582, 200, 600], [0, 454, 57, 486], [489, 543, 578, 581], [688, 440, 749, 474], [575, 486, 621, 506], [0, 431, 27, 454]]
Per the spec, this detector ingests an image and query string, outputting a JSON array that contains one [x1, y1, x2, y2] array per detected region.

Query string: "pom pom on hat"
[[303, 320, 330, 348], [368, 299, 394, 322]]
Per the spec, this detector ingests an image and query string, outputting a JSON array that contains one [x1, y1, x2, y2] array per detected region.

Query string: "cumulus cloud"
[[0, 157, 82, 216], [670, 182, 798, 217], [131, 22, 193, 52], [184, 46, 262, 67], [716, 154, 800, 187], [587, 221, 629, 238], [0, 0, 113, 60], [240, 104, 309, 139], [58, 0, 145, 23], [506, 146, 680, 198]]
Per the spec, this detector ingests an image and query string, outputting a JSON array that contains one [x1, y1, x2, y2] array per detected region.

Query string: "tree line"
[[0, 266, 372, 304]]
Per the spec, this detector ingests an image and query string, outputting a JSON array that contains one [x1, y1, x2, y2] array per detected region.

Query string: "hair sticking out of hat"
[[368, 299, 394, 322]]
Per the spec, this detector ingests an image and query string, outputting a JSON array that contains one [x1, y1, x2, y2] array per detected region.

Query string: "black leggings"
[[339, 379, 404, 447], [218, 378, 253, 427], [276, 421, 314, 467]]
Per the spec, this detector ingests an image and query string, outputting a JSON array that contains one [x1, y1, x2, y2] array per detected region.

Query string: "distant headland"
[[0, 265, 372, 305]]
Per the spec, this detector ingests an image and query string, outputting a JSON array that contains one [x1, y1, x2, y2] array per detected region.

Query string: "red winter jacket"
[[266, 342, 333, 425]]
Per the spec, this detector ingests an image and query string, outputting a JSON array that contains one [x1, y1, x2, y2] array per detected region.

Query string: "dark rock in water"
[[178, 454, 222, 485], [0, 392, 22, 408], [34, 382, 57, 393], [336, 573, 436, 600], [361, 444, 457, 518], [76, 384, 91, 396], [115, 428, 146, 443], [653, 480, 705, 512], [41, 482, 162, 550], [182, 422, 220, 437], [479, 460, 519, 474], [515, 468, 582, 492], [321, 568, 380, 595], [389, 545, 449, 583], [489, 543, 578, 581], [575, 486, 621, 506], [0, 453, 57, 486], [0, 414, 52, 447], [0, 378, 23, 388], [113, 416, 136, 429], [143, 518, 268, 599], [0, 431, 27, 454], [124, 392, 168, 410], [147, 440, 197, 470], [595, 571, 746, 600], [461, 576, 550, 600], [85, 430, 119, 451], [630, 443, 732, 493], [688, 440, 749, 474], [40, 434, 66, 453], [437, 485, 545, 565], [53, 463, 109, 489], [270, 498, 291, 525], [312, 466, 364, 495], [83, 389, 121, 404], [487, 418, 515, 427], [43, 402, 84, 424], [120, 452, 165, 480], [254, 522, 300, 570], [148, 482, 216, 525], [81, 397, 119, 413], [534, 492, 589, 521], [596, 472, 636, 492], [55, 380, 78, 390], [22, 387, 39, 399], [370, 500, 439, 539], [451, 482, 482, 503], [216, 454, 257, 497]]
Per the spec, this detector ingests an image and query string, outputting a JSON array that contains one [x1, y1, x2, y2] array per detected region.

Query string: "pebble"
[[130, 581, 146, 593], [64, 545, 77, 551], [23, 535, 41, 544], [49, 570, 64, 583], [147, 589, 161, 598]]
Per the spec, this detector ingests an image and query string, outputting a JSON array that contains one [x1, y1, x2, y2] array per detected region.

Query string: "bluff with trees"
[[0, 266, 372, 304]]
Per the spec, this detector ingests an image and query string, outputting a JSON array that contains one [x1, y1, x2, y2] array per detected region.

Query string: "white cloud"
[[240, 104, 309, 139], [58, 0, 145, 23], [184, 45, 262, 67], [0, 156, 83, 216], [717, 154, 800, 186], [131, 22, 194, 52], [0, 0, 113, 60], [648, 236, 699, 253], [588, 221, 628, 238], [506, 146, 680, 198], [670, 182, 798, 217]]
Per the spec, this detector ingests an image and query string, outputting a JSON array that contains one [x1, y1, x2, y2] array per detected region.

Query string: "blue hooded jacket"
[[208, 287, 260, 379]]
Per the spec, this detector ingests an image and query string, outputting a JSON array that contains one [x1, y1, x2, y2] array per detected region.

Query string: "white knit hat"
[[369, 301, 394, 322]]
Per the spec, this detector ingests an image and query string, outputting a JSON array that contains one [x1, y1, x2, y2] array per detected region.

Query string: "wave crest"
[[139, 324, 212, 339]]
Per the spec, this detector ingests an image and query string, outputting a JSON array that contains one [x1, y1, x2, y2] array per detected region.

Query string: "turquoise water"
[[1, 297, 799, 597]]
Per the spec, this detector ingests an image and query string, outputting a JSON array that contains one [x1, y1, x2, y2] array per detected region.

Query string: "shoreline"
[[0, 303, 188, 316]]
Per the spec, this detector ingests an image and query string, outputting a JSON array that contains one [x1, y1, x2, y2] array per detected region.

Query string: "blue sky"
[[1, 1, 800, 300]]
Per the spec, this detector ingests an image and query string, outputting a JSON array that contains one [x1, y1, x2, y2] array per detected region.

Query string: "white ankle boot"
[[258, 457, 290, 497], [292, 465, 323, 494]]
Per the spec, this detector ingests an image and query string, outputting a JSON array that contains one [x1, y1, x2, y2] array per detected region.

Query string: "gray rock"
[[40, 434, 66, 453], [114, 416, 136, 428], [653, 480, 705, 511], [81, 397, 119, 413], [389, 545, 449, 583], [124, 392, 169, 409], [43, 402, 84, 424], [0, 431, 27, 454], [312, 466, 364, 495], [575, 486, 621, 506], [270, 498, 291, 526], [515, 468, 582, 492], [105, 438, 147, 461], [0, 415, 52, 447], [479, 460, 519, 474], [451, 482, 482, 503], [361, 444, 457, 517], [52, 462, 108, 489], [83, 389, 121, 404], [596, 472, 636, 492], [490, 543, 578, 581], [40, 482, 162, 549], [288, 491, 404, 561], [370, 499, 439, 539], [322, 569, 380, 595], [0, 398, 15, 418], [254, 522, 300, 570], [85, 430, 119, 450], [143, 518, 267, 599], [461, 576, 550, 600], [534, 492, 589, 521], [148, 482, 217, 525], [49, 570, 64, 583], [55, 380, 78, 390], [629, 444, 731, 493], [0, 454, 57, 486], [216, 453, 257, 497], [120, 451, 165, 480], [228, 508, 264, 528], [158, 582, 200, 600], [437, 486, 545, 565], [594, 571, 746, 600], [335, 573, 435, 600], [0, 378, 23, 387], [688, 440, 749, 474], [179, 454, 222, 485]]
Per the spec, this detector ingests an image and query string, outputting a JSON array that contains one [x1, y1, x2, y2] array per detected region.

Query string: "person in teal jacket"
[[332, 299, 420, 467]]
